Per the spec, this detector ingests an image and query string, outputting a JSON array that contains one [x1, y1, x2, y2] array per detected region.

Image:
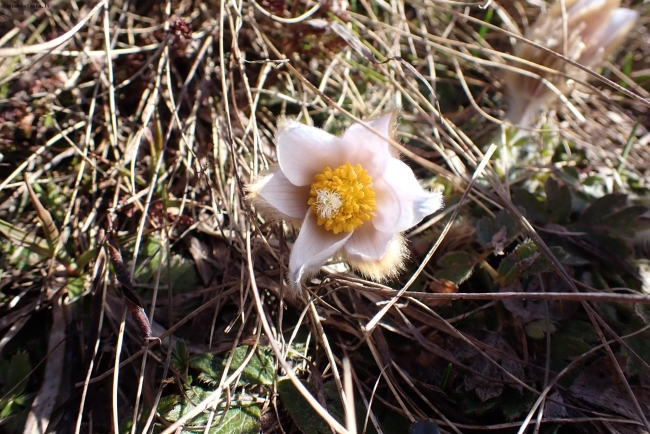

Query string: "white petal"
[[577, 7, 638, 67], [289, 211, 352, 285], [343, 223, 395, 261], [343, 112, 395, 178], [598, 9, 639, 50], [258, 170, 310, 219], [277, 119, 350, 186], [566, 0, 607, 17], [372, 158, 444, 233]]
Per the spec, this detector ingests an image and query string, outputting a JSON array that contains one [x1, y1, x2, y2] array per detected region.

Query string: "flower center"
[[308, 162, 376, 234]]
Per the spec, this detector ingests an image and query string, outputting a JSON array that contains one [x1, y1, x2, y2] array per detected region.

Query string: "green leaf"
[[477, 7, 493, 41], [76, 247, 99, 269], [191, 346, 275, 387], [67, 276, 86, 299], [0, 351, 32, 422], [580, 193, 627, 223], [232, 347, 275, 386], [0, 239, 41, 271], [476, 217, 500, 246], [4, 351, 31, 396], [600, 205, 650, 237], [555, 165, 581, 186], [524, 319, 556, 340], [496, 240, 538, 286], [0, 218, 76, 271], [477, 210, 520, 247], [495, 209, 521, 238], [190, 353, 217, 377], [210, 405, 261, 434], [157, 395, 180, 416], [172, 339, 190, 372], [623, 330, 650, 376], [549, 334, 593, 375], [159, 388, 261, 433], [136, 237, 200, 293], [521, 246, 569, 278], [513, 189, 548, 223], [161, 385, 211, 425], [0, 219, 56, 260], [434, 251, 474, 284], [277, 378, 333, 434], [501, 389, 536, 420], [43, 111, 54, 127], [545, 178, 571, 224]]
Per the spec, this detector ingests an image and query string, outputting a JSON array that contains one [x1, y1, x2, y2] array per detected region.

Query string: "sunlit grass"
[[0, 1, 649, 433]]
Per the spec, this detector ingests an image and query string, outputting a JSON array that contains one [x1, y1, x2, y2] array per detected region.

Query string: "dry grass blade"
[[24, 179, 59, 249], [343, 357, 357, 434], [1, 0, 650, 433]]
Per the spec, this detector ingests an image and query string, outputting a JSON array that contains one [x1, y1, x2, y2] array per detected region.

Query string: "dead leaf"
[[544, 391, 568, 418], [459, 332, 525, 402], [491, 226, 508, 256], [427, 279, 458, 294], [569, 356, 648, 421], [105, 232, 153, 341], [501, 276, 579, 324], [189, 237, 227, 286]]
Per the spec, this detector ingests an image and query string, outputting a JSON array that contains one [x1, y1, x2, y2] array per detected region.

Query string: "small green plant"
[[0, 351, 33, 433]]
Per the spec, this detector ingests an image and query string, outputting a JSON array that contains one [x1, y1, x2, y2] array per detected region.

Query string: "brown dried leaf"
[[105, 232, 152, 340], [460, 333, 525, 402], [187, 236, 216, 285], [569, 356, 647, 420], [544, 391, 568, 418], [128, 304, 152, 339], [501, 276, 579, 324], [491, 226, 508, 256]]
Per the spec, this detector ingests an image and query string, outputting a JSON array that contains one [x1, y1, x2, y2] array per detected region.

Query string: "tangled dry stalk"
[[1, 0, 650, 433]]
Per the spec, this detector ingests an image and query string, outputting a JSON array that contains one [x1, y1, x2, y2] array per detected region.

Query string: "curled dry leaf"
[[569, 356, 648, 420], [24, 178, 60, 248], [456, 332, 525, 402], [105, 232, 153, 341]]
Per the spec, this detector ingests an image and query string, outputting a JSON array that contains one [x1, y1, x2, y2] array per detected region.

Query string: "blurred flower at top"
[[504, 0, 638, 128]]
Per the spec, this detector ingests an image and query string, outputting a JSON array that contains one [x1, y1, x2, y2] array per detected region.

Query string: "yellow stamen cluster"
[[308, 162, 376, 234]]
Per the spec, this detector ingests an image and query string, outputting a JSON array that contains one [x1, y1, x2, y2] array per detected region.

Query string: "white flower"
[[247, 112, 444, 289], [506, 0, 638, 127]]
